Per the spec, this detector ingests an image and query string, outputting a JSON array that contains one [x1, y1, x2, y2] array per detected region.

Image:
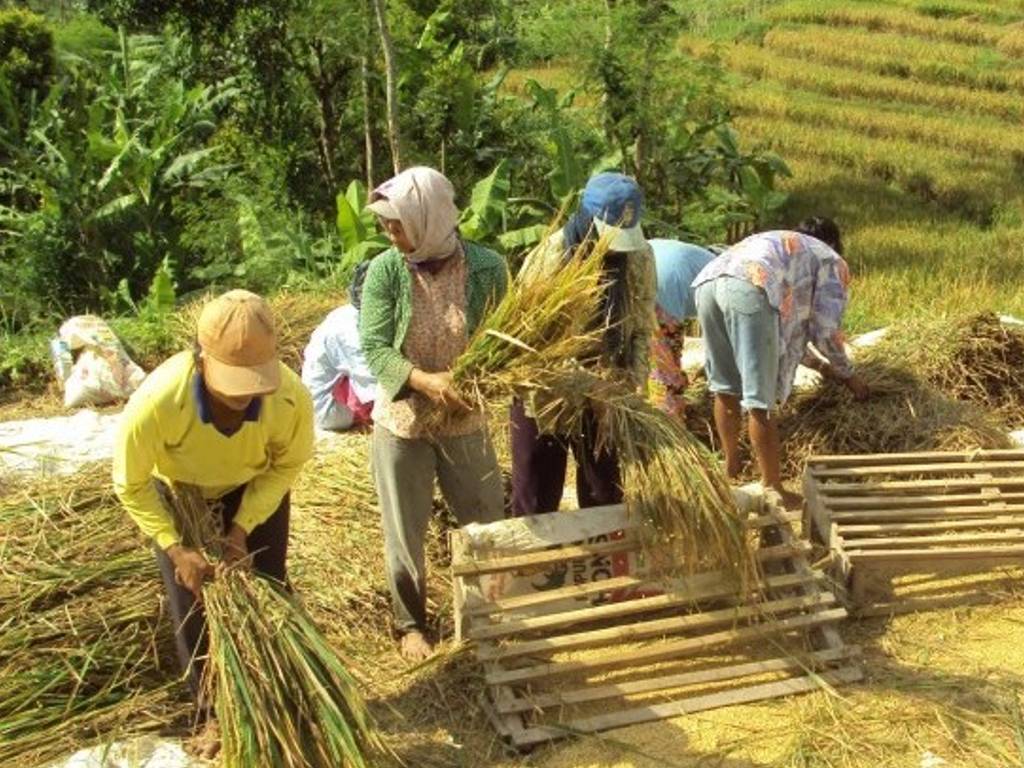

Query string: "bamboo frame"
[[453, 492, 859, 749], [803, 451, 1024, 615]]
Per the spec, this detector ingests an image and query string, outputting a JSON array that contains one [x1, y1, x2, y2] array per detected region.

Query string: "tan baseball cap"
[[196, 289, 281, 396]]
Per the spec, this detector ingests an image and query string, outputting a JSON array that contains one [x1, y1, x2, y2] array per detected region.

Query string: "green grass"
[[765, 1, 1007, 45], [760, 26, 1024, 93], [731, 81, 1024, 157], [723, 42, 1024, 120]]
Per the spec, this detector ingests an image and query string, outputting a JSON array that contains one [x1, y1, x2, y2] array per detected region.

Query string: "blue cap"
[[581, 172, 644, 228]]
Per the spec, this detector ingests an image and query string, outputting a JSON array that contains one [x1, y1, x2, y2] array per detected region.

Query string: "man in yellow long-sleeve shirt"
[[113, 289, 314, 713]]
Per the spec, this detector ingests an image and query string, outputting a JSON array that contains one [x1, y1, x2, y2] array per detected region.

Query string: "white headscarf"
[[367, 166, 461, 263]]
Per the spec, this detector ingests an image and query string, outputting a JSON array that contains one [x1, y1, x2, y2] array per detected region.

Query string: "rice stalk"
[[779, 358, 1012, 478], [449, 232, 609, 411], [167, 485, 386, 768], [203, 571, 386, 768], [172, 291, 342, 373], [862, 312, 1024, 423], [543, 367, 758, 586]]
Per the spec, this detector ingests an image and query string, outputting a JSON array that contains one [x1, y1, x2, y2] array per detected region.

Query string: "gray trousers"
[[372, 424, 504, 632]]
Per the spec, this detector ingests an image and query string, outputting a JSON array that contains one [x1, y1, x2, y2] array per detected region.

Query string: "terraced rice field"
[[683, 0, 1024, 328]]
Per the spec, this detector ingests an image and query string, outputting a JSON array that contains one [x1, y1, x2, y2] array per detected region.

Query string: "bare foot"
[[399, 630, 434, 662], [186, 718, 221, 761]]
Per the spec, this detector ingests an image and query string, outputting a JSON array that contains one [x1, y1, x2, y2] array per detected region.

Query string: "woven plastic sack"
[[55, 315, 146, 408]]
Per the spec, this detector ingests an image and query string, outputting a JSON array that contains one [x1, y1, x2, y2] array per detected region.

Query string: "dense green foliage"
[[0, 0, 790, 386]]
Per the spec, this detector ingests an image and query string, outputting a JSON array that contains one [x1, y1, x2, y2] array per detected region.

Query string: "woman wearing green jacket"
[[359, 166, 507, 661]]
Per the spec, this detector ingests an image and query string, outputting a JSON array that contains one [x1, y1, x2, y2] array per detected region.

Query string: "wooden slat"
[[496, 645, 859, 714], [510, 666, 864, 747], [767, 488, 848, 655], [841, 531, 1024, 550], [828, 504, 1024, 522], [806, 449, 1024, 467], [848, 545, 1024, 561], [478, 592, 835, 662], [840, 516, 1024, 536], [811, 460, 1024, 479], [822, 492, 1024, 510], [484, 608, 848, 684], [470, 571, 820, 641], [457, 539, 807, 580], [467, 574, 648, 617], [453, 535, 638, 576], [853, 591, 1005, 618], [815, 477, 1024, 494], [466, 540, 812, 618], [804, 466, 836, 547]]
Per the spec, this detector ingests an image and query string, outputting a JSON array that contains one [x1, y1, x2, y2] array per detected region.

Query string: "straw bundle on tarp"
[[445, 229, 757, 583], [0, 470, 187, 767], [165, 484, 384, 768], [778, 360, 1012, 478]]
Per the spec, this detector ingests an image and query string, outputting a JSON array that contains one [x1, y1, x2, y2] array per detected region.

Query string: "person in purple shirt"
[[692, 217, 868, 508]]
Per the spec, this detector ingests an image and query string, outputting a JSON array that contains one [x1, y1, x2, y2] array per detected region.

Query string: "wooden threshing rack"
[[804, 449, 1024, 615], [451, 492, 861, 749]]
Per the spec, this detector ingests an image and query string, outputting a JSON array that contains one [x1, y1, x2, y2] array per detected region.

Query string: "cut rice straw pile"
[[0, 468, 187, 767], [777, 319, 1017, 478], [866, 312, 1024, 423], [166, 484, 386, 768], [447, 223, 757, 586]]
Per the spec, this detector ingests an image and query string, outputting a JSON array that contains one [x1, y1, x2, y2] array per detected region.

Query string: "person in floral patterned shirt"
[[692, 218, 868, 508]]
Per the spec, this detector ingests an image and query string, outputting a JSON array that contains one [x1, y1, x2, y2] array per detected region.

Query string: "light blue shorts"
[[695, 276, 780, 411]]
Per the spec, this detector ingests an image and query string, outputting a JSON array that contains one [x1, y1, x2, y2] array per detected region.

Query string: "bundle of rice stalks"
[[446, 225, 757, 582], [449, 234, 608, 409], [779, 359, 1012, 478], [166, 484, 385, 768], [172, 290, 343, 373], [542, 367, 758, 585], [203, 572, 383, 768], [864, 312, 1024, 423], [0, 472, 187, 767]]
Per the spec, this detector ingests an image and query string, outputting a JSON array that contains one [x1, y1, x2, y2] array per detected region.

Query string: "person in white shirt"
[[301, 262, 376, 430]]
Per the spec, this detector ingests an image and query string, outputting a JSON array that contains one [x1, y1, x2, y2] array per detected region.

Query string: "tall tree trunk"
[[361, 4, 376, 189], [310, 39, 338, 192], [600, 0, 614, 117], [371, 0, 402, 175], [361, 53, 375, 189]]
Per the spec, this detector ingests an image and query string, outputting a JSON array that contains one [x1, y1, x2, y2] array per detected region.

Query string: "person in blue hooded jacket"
[[511, 172, 657, 516]]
